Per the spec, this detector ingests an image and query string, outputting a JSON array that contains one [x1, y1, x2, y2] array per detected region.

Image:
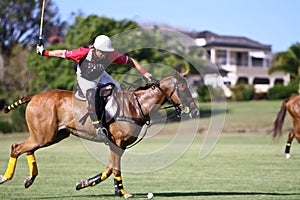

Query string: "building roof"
[[187, 31, 271, 51]]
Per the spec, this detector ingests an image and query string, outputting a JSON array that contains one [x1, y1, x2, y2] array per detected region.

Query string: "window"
[[253, 78, 269, 84], [237, 77, 249, 84], [236, 52, 248, 66], [252, 57, 263, 67], [274, 78, 284, 85], [216, 50, 226, 65]]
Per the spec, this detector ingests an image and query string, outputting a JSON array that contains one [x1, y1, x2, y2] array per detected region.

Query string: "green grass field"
[[0, 100, 299, 199]]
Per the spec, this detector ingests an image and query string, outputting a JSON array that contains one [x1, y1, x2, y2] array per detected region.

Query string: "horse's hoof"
[[285, 154, 291, 159], [124, 193, 134, 199], [24, 176, 36, 188], [0, 175, 7, 184], [75, 180, 88, 190]]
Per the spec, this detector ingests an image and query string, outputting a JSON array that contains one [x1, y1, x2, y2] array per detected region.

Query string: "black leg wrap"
[[87, 171, 108, 187], [87, 173, 103, 187], [285, 142, 291, 154], [114, 176, 125, 197]]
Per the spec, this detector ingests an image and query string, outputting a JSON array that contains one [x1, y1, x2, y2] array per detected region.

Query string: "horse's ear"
[[181, 69, 189, 77]]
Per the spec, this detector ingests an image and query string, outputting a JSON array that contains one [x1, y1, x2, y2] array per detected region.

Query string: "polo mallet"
[[38, 0, 46, 45]]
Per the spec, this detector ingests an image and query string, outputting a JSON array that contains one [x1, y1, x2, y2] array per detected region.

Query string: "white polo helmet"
[[93, 35, 114, 52]]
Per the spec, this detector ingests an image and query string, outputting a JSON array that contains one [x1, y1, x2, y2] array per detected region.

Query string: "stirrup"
[[95, 127, 108, 141]]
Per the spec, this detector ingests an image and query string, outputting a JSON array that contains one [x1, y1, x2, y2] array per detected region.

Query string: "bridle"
[[154, 80, 182, 117], [155, 75, 194, 117], [126, 75, 194, 149]]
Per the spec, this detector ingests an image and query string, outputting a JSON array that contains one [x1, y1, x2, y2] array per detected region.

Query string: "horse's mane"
[[135, 83, 156, 91]]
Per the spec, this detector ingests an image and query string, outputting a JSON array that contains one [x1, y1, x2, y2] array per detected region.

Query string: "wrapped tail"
[[3, 96, 32, 113]]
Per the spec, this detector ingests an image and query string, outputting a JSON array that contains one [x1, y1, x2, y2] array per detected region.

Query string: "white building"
[[186, 31, 290, 96]]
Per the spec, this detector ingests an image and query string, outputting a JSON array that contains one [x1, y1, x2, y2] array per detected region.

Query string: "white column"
[[263, 58, 267, 68], [210, 49, 216, 64], [226, 49, 230, 66], [248, 52, 252, 68]]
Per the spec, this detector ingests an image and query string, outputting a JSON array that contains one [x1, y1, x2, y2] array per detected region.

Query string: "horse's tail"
[[273, 97, 290, 139], [3, 96, 32, 113]]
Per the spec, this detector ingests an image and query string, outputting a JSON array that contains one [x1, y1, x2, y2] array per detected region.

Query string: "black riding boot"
[[86, 89, 107, 140]]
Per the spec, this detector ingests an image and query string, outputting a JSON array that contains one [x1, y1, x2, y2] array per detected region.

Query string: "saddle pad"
[[74, 91, 86, 101], [105, 96, 118, 123]]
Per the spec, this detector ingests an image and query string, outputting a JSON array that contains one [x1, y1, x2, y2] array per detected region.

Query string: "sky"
[[53, 0, 299, 53]]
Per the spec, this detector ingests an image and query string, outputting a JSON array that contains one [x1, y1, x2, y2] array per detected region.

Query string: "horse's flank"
[[25, 90, 101, 142]]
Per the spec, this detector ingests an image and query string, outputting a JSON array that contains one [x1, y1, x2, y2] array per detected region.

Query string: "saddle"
[[74, 82, 150, 128], [74, 84, 119, 126]]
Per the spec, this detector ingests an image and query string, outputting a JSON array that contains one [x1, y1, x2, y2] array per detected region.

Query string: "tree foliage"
[[267, 80, 299, 99], [0, 0, 63, 56], [268, 43, 300, 79], [0, 0, 65, 99]]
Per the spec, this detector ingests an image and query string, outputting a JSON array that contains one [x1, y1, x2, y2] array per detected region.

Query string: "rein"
[[125, 77, 182, 149], [154, 79, 182, 116]]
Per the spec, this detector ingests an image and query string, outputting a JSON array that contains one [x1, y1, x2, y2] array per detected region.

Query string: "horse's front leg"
[[285, 130, 295, 159], [109, 146, 133, 199], [75, 166, 112, 190]]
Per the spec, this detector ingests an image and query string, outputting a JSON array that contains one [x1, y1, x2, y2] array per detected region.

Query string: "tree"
[[0, 0, 63, 55], [0, 0, 65, 98], [269, 43, 300, 79]]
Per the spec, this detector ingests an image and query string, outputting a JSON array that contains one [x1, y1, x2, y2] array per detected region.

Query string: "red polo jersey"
[[64, 47, 128, 64]]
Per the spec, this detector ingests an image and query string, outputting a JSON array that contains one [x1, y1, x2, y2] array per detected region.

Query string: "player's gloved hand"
[[143, 72, 152, 82], [36, 45, 45, 56]]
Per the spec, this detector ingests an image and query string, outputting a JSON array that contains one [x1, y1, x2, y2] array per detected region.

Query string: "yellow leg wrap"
[[120, 189, 125, 195], [114, 176, 125, 196], [27, 154, 38, 176], [4, 157, 17, 180], [101, 171, 107, 181]]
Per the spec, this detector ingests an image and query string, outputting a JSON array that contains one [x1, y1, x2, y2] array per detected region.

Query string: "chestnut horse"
[[0, 71, 199, 198], [273, 95, 300, 159]]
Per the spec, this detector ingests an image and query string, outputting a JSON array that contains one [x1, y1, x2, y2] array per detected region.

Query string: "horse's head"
[[159, 70, 200, 119]]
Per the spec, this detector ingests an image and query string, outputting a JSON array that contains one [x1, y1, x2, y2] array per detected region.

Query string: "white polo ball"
[[147, 192, 154, 199]]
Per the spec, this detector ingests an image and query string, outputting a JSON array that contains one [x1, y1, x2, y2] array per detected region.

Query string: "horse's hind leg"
[[0, 137, 40, 186], [285, 130, 295, 159], [24, 152, 38, 188], [0, 156, 17, 184]]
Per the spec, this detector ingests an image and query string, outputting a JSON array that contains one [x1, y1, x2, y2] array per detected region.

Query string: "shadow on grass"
[[165, 107, 229, 123], [151, 191, 300, 197], [28, 191, 300, 199]]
